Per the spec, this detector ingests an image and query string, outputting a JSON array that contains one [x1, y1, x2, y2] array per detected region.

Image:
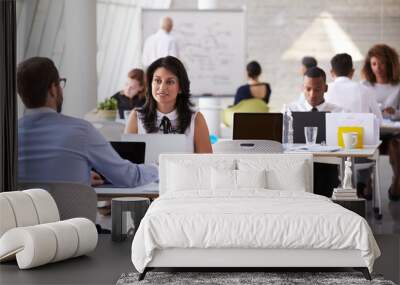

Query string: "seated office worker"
[[286, 67, 344, 113], [17, 57, 158, 187], [300, 56, 318, 76], [297, 56, 318, 103], [125, 56, 212, 154], [362, 44, 400, 121], [361, 44, 400, 200], [325, 53, 383, 199], [112, 68, 146, 120], [234, 61, 271, 105], [325, 53, 382, 122], [286, 67, 343, 197]]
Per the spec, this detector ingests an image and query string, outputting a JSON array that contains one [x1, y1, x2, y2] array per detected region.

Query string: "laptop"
[[233, 113, 283, 142], [121, 134, 187, 163], [109, 141, 145, 164], [97, 141, 146, 187], [292, 111, 327, 144]]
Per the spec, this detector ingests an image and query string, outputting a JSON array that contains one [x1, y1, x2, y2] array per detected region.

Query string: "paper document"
[[288, 145, 340, 152]]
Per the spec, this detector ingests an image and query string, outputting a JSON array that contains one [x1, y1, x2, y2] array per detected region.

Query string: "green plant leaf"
[[97, 97, 117, 110]]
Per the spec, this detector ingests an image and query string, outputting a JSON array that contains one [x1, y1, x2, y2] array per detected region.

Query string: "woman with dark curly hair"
[[361, 44, 400, 119], [125, 56, 212, 153], [361, 44, 400, 200]]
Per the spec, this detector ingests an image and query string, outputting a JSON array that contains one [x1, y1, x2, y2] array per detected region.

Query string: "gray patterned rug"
[[116, 271, 395, 285]]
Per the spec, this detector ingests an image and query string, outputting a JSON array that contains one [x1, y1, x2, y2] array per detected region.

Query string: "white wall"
[[16, 0, 400, 116], [16, 0, 170, 118], [171, 0, 400, 111]]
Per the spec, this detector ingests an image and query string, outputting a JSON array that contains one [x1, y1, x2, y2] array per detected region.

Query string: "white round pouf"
[[198, 97, 221, 137], [198, 0, 218, 9]]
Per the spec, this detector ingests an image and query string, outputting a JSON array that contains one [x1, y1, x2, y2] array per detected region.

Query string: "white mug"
[[342, 132, 358, 149]]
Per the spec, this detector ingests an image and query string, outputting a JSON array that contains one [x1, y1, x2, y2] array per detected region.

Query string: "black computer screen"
[[110, 141, 146, 164], [233, 113, 283, 142], [292, 111, 327, 144]]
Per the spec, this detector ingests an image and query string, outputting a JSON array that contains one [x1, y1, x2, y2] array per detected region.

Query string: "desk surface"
[[95, 146, 380, 199], [285, 144, 380, 158], [96, 182, 159, 199], [381, 119, 400, 134], [0, 234, 132, 285]]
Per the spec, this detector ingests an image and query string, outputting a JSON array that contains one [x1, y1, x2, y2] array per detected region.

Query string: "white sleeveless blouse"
[[137, 109, 198, 153]]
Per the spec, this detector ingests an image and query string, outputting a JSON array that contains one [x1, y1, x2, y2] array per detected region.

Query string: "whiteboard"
[[141, 9, 246, 95]]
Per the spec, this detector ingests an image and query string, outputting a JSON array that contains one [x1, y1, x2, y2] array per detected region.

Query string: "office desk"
[[95, 182, 159, 201], [381, 119, 400, 134], [286, 144, 382, 219], [96, 145, 382, 218]]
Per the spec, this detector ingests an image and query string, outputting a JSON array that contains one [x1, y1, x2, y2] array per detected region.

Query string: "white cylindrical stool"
[[198, 0, 218, 9], [111, 197, 150, 242], [198, 97, 221, 137]]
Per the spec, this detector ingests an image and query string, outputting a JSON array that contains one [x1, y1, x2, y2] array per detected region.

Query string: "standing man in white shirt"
[[286, 67, 344, 112], [325, 53, 382, 122], [142, 17, 180, 69]]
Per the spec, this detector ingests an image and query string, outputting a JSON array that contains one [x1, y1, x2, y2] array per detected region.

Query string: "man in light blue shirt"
[[17, 57, 158, 187]]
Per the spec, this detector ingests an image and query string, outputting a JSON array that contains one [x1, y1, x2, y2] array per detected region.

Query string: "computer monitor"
[[292, 111, 327, 144], [121, 134, 187, 163], [233, 113, 283, 142], [110, 141, 146, 164]]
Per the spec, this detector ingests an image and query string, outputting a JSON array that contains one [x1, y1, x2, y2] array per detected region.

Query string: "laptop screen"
[[121, 134, 187, 164], [292, 111, 327, 144], [233, 113, 283, 142], [109, 141, 146, 164]]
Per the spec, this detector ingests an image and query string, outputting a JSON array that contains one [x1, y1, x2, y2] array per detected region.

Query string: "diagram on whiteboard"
[[142, 10, 246, 95]]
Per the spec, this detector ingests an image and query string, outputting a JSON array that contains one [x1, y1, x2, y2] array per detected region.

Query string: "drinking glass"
[[304, 126, 318, 145]]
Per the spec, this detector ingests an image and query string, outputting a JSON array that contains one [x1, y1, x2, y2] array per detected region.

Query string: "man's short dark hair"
[[17, 57, 59, 108], [246, 61, 262, 79], [330, 53, 353, 77], [302, 56, 318, 69], [304, 66, 326, 82]]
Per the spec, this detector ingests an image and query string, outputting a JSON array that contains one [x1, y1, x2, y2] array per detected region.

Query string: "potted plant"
[[96, 98, 117, 121]]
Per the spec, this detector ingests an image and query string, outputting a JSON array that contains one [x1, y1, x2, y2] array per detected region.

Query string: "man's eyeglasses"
[[59, 78, 67, 89]]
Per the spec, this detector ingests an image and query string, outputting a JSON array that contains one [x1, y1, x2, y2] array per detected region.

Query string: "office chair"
[[222, 98, 269, 127], [17, 181, 97, 223]]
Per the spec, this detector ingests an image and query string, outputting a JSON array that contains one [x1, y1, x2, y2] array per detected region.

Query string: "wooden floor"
[[366, 156, 400, 235], [365, 156, 400, 283]]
